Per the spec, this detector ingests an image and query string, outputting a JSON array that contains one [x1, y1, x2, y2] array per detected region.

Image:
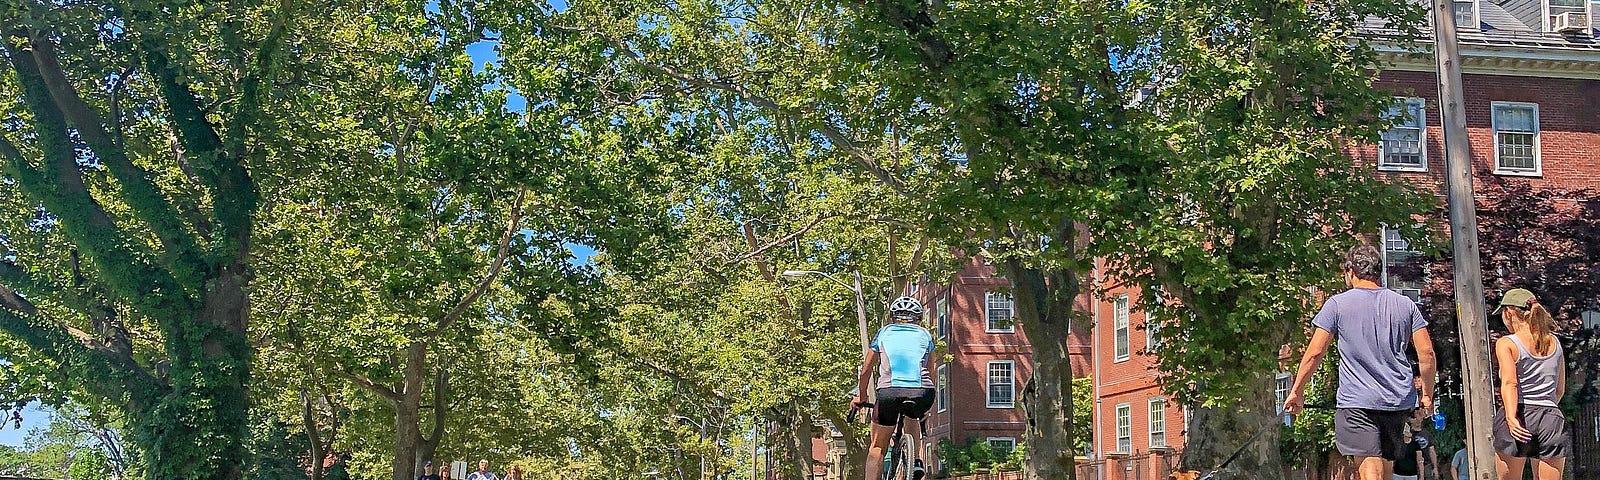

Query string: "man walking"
[[467, 460, 499, 480], [1285, 245, 1437, 480]]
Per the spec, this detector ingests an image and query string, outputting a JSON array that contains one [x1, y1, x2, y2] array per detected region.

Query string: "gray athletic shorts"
[[1494, 405, 1570, 459], [1336, 408, 1411, 460]]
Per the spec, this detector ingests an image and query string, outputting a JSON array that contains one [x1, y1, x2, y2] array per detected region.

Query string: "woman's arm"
[[1495, 337, 1520, 417], [1556, 359, 1566, 400], [858, 349, 880, 401]]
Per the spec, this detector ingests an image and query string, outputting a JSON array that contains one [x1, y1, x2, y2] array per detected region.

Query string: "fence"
[[946, 469, 1024, 480], [1576, 400, 1600, 480], [1075, 451, 1180, 480]]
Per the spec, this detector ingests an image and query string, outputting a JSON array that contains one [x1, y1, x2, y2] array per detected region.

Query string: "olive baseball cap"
[[1493, 288, 1536, 315]]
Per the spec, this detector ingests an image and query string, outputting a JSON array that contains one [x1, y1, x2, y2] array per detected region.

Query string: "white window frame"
[[1491, 102, 1541, 176], [936, 297, 950, 340], [1378, 97, 1428, 172], [1149, 397, 1167, 448], [986, 437, 1017, 455], [936, 364, 950, 413], [1544, 0, 1590, 31], [985, 291, 1016, 333], [1275, 372, 1293, 409], [1113, 295, 1130, 362], [1453, 0, 1480, 29], [1145, 317, 1160, 350], [1115, 403, 1132, 453], [986, 361, 1015, 408]]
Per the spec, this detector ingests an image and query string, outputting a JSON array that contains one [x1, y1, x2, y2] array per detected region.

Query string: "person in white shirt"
[[466, 460, 499, 480]]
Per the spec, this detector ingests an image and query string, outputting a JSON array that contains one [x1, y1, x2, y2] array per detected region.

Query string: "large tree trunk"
[[392, 342, 428, 480], [1005, 260, 1081, 480], [1178, 372, 1283, 480]]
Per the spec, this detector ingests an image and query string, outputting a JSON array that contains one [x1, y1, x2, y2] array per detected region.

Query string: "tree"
[[0, 0, 307, 477]]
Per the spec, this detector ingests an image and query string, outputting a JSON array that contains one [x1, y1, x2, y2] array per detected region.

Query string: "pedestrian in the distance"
[[1392, 413, 1437, 480], [1491, 288, 1568, 480], [418, 461, 441, 480], [1284, 244, 1438, 480], [1450, 446, 1470, 480], [504, 464, 525, 480], [440, 466, 453, 480], [467, 460, 499, 480]]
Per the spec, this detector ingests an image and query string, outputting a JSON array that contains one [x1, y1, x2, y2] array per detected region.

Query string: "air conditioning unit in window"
[[1552, 12, 1590, 33]]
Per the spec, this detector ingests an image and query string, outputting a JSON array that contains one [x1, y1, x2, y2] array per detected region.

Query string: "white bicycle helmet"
[[888, 296, 924, 318]]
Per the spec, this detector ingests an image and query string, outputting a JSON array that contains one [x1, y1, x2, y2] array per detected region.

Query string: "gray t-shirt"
[[1451, 448, 1469, 480], [1311, 287, 1427, 411]]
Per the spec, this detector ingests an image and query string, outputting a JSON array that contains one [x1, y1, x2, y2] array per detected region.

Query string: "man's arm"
[[1284, 327, 1334, 414], [1412, 326, 1436, 412]]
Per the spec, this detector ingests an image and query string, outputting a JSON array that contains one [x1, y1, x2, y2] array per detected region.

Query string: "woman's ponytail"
[[1526, 301, 1557, 353]]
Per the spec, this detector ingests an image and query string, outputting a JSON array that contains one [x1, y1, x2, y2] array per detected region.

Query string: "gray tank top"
[[1506, 335, 1563, 407]]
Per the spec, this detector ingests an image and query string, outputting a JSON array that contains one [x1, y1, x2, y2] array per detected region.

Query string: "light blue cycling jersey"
[[871, 322, 935, 389]]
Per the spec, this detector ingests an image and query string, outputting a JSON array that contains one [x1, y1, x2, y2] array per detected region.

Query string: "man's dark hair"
[[1342, 244, 1382, 282]]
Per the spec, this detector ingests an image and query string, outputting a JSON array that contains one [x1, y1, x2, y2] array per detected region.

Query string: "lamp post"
[[672, 415, 710, 480], [780, 270, 871, 357]]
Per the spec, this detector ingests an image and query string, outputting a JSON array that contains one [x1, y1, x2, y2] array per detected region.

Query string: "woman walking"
[[1492, 288, 1568, 480]]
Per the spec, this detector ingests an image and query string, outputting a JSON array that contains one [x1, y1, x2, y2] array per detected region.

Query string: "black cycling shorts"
[[874, 387, 935, 427]]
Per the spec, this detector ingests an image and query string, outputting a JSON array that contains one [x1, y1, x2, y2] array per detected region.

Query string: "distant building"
[[907, 256, 1093, 477]]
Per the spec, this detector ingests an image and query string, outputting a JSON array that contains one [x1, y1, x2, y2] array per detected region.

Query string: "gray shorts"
[[1494, 405, 1570, 459], [1335, 408, 1411, 460]]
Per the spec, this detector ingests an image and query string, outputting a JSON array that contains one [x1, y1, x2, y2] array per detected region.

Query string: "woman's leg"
[[1494, 454, 1524, 480], [864, 422, 895, 480], [1530, 457, 1562, 480]]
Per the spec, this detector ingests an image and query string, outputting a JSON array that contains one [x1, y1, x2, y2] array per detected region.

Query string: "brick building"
[[907, 257, 1093, 476], [1081, 1, 1600, 478]]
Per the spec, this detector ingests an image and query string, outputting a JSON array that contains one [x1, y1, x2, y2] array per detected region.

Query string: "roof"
[[1361, 0, 1600, 51]]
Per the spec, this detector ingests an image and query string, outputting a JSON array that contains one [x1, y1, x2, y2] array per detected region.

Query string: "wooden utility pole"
[[1430, 2, 1496, 479]]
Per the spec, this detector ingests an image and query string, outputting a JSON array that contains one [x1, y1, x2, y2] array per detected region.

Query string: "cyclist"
[[852, 296, 936, 480]]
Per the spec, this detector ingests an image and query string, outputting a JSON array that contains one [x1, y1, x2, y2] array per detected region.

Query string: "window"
[[986, 291, 1015, 333], [1113, 295, 1130, 362], [1379, 98, 1427, 171], [1382, 227, 1424, 302], [908, 281, 919, 295], [986, 361, 1015, 408], [1453, 0, 1478, 28], [936, 364, 950, 412], [1149, 398, 1167, 448], [1547, 0, 1588, 31], [1275, 372, 1293, 408], [987, 437, 1016, 455], [1115, 403, 1132, 453], [1145, 317, 1161, 350], [1492, 102, 1540, 175], [936, 298, 950, 339]]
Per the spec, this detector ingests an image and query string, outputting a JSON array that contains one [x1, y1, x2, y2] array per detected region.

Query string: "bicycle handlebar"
[[846, 402, 874, 423]]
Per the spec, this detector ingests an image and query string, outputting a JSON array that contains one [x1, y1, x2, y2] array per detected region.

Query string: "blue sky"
[[0, 403, 48, 448]]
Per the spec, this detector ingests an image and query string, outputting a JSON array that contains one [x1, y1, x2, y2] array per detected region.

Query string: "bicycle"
[[848, 400, 927, 480]]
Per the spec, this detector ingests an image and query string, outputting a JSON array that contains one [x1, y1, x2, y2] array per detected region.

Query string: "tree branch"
[[428, 187, 528, 336], [723, 213, 833, 266], [0, 40, 196, 322], [332, 369, 402, 403], [24, 29, 208, 286]]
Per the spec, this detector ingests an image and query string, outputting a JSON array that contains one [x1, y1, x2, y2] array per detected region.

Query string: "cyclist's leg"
[[865, 422, 894, 480]]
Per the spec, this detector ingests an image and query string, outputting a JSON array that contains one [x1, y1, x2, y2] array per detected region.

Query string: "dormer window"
[[1547, 0, 1590, 33], [1454, 0, 1478, 29]]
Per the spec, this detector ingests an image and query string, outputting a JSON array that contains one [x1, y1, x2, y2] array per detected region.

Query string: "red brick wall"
[[913, 257, 1093, 475], [1360, 71, 1600, 192], [1092, 281, 1187, 459]]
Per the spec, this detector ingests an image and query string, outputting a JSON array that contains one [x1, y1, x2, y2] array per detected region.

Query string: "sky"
[[0, 403, 48, 448]]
